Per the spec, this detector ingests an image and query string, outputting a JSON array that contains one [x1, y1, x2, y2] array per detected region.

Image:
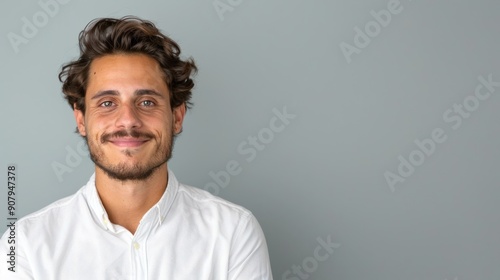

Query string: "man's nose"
[[115, 104, 143, 129]]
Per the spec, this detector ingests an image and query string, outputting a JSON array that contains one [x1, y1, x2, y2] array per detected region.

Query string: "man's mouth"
[[101, 130, 155, 147], [108, 137, 149, 148]]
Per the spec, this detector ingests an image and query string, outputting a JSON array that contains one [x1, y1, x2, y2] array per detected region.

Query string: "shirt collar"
[[83, 168, 179, 232]]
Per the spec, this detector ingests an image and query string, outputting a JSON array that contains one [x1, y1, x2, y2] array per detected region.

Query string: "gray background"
[[1, 0, 499, 279]]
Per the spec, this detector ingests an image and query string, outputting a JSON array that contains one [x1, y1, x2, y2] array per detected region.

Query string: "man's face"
[[73, 53, 185, 181]]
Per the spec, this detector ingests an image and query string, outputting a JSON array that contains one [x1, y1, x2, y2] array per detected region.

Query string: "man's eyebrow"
[[90, 89, 166, 100], [91, 90, 119, 100], [135, 89, 166, 99]]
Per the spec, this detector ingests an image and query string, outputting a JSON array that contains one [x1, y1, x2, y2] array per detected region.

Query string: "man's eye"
[[100, 101, 113, 107], [141, 100, 155, 107]]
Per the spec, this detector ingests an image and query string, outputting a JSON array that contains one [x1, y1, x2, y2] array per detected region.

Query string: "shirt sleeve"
[[227, 213, 273, 280]]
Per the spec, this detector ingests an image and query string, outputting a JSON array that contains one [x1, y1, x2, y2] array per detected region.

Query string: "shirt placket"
[[131, 210, 156, 280]]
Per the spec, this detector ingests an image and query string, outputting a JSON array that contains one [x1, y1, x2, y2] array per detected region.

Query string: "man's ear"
[[173, 103, 186, 135], [73, 104, 87, 136]]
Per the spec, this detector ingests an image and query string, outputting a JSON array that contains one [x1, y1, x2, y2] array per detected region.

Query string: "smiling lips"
[[108, 137, 149, 148]]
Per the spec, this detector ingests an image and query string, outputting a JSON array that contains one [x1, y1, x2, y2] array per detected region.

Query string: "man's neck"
[[94, 164, 169, 235]]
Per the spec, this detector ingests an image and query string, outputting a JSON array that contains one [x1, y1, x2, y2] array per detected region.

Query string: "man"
[[1, 16, 273, 279]]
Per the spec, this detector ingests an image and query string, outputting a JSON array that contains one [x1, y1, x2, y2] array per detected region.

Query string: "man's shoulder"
[[175, 183, 253, 218], [16, 187, 85, 227]]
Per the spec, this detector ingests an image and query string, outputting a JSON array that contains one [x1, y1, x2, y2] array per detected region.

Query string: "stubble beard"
[[86, 128, 175, 181]]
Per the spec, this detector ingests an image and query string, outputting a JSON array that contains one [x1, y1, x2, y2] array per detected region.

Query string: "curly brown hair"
[[59, 16, 197, 113]]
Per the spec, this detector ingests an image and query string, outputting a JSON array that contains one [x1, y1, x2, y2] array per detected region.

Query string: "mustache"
[[100, 130, 155, 144]]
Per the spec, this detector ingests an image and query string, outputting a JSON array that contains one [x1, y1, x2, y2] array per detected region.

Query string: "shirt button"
[[103, 219, 109, 230], [133, 242, 140, 250]]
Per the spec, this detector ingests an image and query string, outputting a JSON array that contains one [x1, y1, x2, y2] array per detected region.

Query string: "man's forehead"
[[88, 53, 162, 74], [85, 53, 169, 97]]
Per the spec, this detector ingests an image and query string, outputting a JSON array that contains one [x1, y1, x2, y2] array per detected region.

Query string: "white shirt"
[[0, 170, 273, 279]]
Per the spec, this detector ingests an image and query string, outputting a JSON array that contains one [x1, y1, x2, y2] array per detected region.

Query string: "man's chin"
[[98, 165, 156, 181], [115, 147, 145, 157], [94, 158, 169, 181], [88, 143, 172, 181], [103, 149, 153, 163]]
